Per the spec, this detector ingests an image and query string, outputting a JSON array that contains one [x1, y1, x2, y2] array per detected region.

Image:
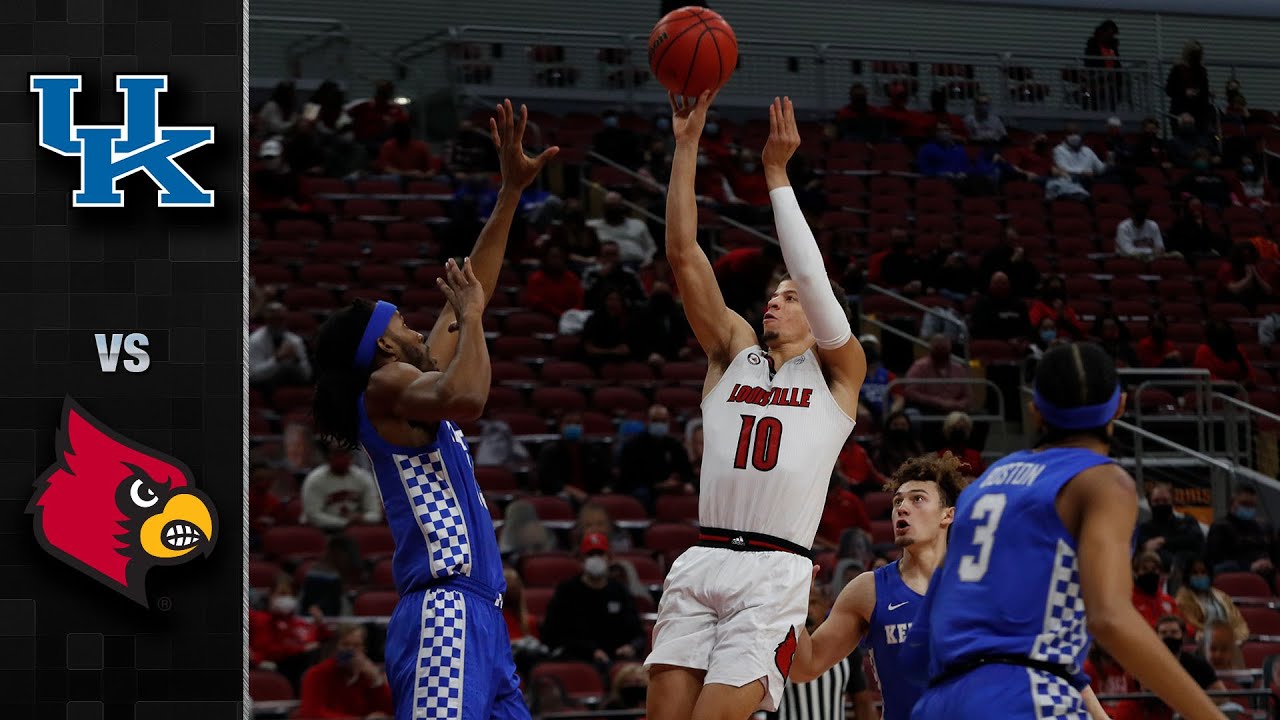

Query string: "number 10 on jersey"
[[735, 415, 783, 472]]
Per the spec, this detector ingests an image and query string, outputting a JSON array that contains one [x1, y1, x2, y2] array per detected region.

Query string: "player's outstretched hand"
[[762, 96, 801, 173], [436, 257, 485, 325], [491, 99, 559, 190], [669, 89, 718, 146]]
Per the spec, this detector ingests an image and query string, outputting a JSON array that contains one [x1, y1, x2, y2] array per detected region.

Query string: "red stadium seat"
[[524, 587, 554, 616], [504, 312, 559, 336], [1241, 641, 1280, 668], [249, 560, 283, 591], [330, 220, 378, 243], [969, 340, 1021, 364], [587, 493, 648, 522], [250, 264, 292, 285], [344, 524, 395, 561], [492, 336, 548, 361], [1214, 571, 1273, 599], [353, 590, 399, 616], [483, 386, 526, 413], [489, 411, 548, 435], [524, 495, 576, 522], [644, 523, 700, 555], [249, 669, 294, 701], [354, 178, 401, 195], [654, 387, 702, 415], [282, 287, 337, 311], [367, 241, 421, 263], [274, 219, 326, 240], [661, 361, 708, 386], [871, 520, 894, 544], [864, 491, 893, 520], [529, 662, 605, 703], [384, 222, 434, 246], [603, 361, 657, 387], [520, 553, 583, 588], [371, 558, 395, 589], [655, 494, 699, 523], [262, 526, 327, 563], [618, 551, 664, 587], [492, 361, 537, 387], [531, 387, 587, 414], [540, 361, 598, 386], [1240, 606, 1280, 637], [591, 387, 650, 415], [356, 264, 408, 286], [297, 263, 350, 285], [475, 466, 519, 493], [343, 198, 391, 218]]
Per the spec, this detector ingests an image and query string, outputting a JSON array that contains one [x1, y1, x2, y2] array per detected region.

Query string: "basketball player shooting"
[[643, 90, 866, 720], [310, 99, 556, 720]]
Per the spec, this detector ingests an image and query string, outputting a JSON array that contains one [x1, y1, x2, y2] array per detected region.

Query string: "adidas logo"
[[732, 536, 745, 546]]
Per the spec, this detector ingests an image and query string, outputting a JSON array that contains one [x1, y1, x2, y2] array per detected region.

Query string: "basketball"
[[648, 6, 738, 97]]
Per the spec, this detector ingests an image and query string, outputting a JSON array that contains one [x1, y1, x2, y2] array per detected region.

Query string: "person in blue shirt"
[[311, 99, 557, 720], [906, 343, 1227, 720]]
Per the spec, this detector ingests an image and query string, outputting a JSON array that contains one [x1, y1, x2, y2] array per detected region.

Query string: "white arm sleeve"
[[769, 186, 852, 349]]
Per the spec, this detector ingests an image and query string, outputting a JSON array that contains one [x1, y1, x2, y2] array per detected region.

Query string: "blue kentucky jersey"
[[356, 394, 504, 596], [865, 560, 927, 720], [917, 447, 1115, 691]]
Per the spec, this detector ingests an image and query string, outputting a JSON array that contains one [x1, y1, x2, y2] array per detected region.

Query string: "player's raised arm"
[[426, 99, 558, 367], [374, 258, 492, 424], [1069, 464, 1227, 720], [763, 97, 866, 414], [665, 90, 756, 369], [792, 571, 873, 683]]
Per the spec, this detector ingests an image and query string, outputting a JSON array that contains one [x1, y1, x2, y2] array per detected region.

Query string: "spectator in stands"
[[605, 663, 650, 711], [1084, 644, 1144, 720], [1259, 312, 1280, 348], [498, 499, 558, 559], [1175, 559, 1249, 645], [836, 82, 885, 142], [1166, 41, 1212, 131], [251, 138, 315, 221], [1169, 196, 1229, 258], [249, 465, 293, 550], [838, 438, 888, 497], [1050, 123, 1106, 201], [1083, 20, 1123, 110], [1101, 117, 1137, 177], [550, 200, 601, 269], [857, 334, 903, 425], [540, 532, 646, 668], [525, 244, 585, 318], [923, 237, 978, 301], [536, 412, 613, 502], [526, 676, 569, 716], [1137, 479, 1206, 570], [1201, 619, 1245, 673], [1030, 316, 1070, 358], [299, 534, 363, 618], [640, 253, 680, 300], [815, 472, 872, 550], [1132, 550, 1182, 628], [1094, 313, 1140, 368], [1169, 113, 1220, 169], [375, 120, 433, 179], [1132, 117, 1172, 168], [256, 81, 298, 139], [1005, 133, 1055, 181], [1136, 314, 1185, 368], [349, 80, 409, 156], [1028, 276, 1086, 340], [874, 411, 923, 476], [869, 229, 924, 296], [294, 624, 394, 720], [250, 576, 329, 690], [903, 334, 973, 417], [594, 109, 644, 170], [1175, 149, 1233, 208], [305, 81, 360, 170], [502, 567, 539, 641], [249, 301, 312, 399], [300, 444, 381, 531], [630, 280, 691, 364], [618, 404, 694, 508], [1115, 197, 1174, 259], [584, 241, 648, 309], [1218, 241, 1274, 311], [285, 117, 328, 178], [981, 228, 1041, 298], [583, 288, 638, 366], [1195, 319, 1258, 386], [448, 119, 499, 176], [963, 95, 1006, 145], [1205, 483, 1275, 577], [916, 122, 972, 180], [728, 149, 771, 210], [684, 419, 704, 488], [937, 411, 986, 478], [1232, 156, 1271, 209], [971, 271, 1033, 342], [1154, 615, 1226, 692], [713, 243, 784, 317]]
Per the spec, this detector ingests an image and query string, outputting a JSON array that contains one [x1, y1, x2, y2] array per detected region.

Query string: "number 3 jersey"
[[915, 447, 1116, 689], [698, 345, 856, 549]]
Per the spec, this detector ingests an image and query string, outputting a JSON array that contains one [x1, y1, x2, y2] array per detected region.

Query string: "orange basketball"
[[648, 6, 738, 97]]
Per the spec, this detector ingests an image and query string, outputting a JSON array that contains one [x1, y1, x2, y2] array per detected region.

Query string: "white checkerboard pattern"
[[1026, 667, 1087, 720], [414, 589, 467, 719], [395, 450, 472, 578], [1030, 539, 1087, 667]]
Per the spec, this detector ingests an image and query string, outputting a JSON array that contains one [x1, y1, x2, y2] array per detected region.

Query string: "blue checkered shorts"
[[911, 663, 1088, 720], [384, 578, 529, 720]]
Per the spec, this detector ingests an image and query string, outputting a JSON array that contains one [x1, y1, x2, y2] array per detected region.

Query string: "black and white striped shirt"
[[770, 652, 863, 720]]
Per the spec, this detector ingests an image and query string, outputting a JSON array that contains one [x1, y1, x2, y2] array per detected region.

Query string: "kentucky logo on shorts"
[[775, 626, 798, 679]]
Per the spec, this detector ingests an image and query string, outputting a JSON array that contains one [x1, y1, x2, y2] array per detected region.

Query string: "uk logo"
[[30, 74, 215, 208]]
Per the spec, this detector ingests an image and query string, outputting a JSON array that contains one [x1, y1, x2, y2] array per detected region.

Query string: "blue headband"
[[1034, 384, 1122, 430], [353, 301, 398, 371]]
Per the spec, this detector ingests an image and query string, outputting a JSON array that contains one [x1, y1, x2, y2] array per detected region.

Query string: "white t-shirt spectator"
[[1115, 218, 1167, 257], [248, 326, 312, 385], [964, 113, 1007, 143], [301, 463, 382, 530], [1053, 143, 1106, 177], [587, 217, 657, 267]]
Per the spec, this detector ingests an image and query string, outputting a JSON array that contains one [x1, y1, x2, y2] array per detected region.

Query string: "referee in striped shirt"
[[769, 580, 876, 720]]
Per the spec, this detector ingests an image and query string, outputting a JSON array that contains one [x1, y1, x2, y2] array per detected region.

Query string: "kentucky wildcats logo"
[[30, 74, 215, 208]]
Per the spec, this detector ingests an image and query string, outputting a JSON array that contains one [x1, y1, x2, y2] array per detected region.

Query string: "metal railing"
[[861, 283, 970, 362]]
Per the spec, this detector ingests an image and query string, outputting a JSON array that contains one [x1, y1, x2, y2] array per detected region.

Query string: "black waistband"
[[697, 526, 809, 556], [928, 654, 1074, 689]]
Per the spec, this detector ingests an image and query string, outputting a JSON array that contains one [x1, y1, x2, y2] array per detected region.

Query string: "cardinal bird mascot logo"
[[26, 397, 218, 607], [775, 626, 798, 679]]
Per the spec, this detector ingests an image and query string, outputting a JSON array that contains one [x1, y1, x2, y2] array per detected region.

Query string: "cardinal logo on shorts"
[[775, 626, 798, 679]]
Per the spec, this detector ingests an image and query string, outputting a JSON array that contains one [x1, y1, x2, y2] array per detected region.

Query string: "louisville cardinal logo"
[[775, 625, 798, 679], [26, 397, 218, 607]]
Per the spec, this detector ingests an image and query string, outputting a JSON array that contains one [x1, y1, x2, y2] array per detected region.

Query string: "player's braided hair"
[[1033, 342, 1120, 447], [882, 452, 970, 508], [311, 299, 377, 450]]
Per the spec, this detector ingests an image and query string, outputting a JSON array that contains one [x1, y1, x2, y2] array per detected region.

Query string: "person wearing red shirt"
[[250, 577, 331, 689], [376, 121, 433, 178], [1006, 135, 1055, 179], [293, 624, 394, 720], [502, 567, 539, 642], [1194, 319, 1257, 385], [1028, 276, 1086, 339], [837, 438, 888, 496], [1135, 315, 1184, 368], [524, 245, 584, 318], [728, 152, 770, 207], [815, 474, 872, 549], [1083, 647, 1146, 720], [348, 80, 409, 149], [937, 413, 986, 478], [1132, 551, 1183, 629]]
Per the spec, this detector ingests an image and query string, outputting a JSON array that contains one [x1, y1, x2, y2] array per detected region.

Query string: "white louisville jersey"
[[698, 345, 856, 548]]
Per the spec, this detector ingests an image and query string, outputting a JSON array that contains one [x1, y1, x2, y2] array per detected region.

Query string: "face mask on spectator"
[[336, 649, 355, 668], [697, 155, 710, 168], [620, 686, 647, 706], [603, 115, 619, 128], [1189, 575, 1212, 592], [1150, 503, 1173, 522], [975, 104, 989, 118], [270, 595, 298, 615], [742, 161, 758, 173], [604, 205, 626, 223], [562, 424, 583, 441], [1134, 571, 1160, 595], [1066, 134, 1083, 149], [1234, 505, 1257, 521], [1040, 329, 1057, 344], [1162, 636, 1183, 655], [1193, 159, 1210, 171], [937, 131, 953, 146], [584, 555, 609, 578], [649, 422, 669, 437], [1241, 164, 1257, 178], [705, 122, 720, 135], [656, 117, 671, 132], [946, 429, 967, 446]]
